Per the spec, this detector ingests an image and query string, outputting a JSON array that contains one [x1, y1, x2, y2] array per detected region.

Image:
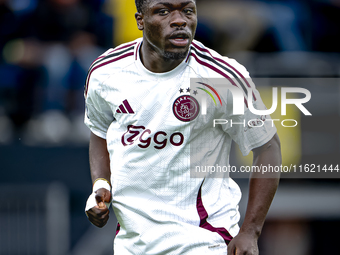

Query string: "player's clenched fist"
[[227, 232, 259, 255], [85, 178, 112, 228], [86, 188, 111, 227]]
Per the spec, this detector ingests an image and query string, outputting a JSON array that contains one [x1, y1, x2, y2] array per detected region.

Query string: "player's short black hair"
[[135, 0, 147, 13], [135, 0, 196, 13]]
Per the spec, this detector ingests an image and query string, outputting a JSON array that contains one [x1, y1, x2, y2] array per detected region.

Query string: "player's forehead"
[[146, 0, 196, 9]]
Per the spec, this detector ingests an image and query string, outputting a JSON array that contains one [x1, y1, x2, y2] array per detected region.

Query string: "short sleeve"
[[220, 75, 277, 156], [84, 74, 115, 139]]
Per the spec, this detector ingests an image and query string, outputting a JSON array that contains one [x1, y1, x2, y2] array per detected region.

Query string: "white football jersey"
[[84, 38, 276, 255]]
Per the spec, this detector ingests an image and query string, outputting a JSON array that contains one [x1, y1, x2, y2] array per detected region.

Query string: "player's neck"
[[140, 43, 185, 73]]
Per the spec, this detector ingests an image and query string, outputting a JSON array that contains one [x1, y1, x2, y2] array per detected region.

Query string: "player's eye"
[[158, 9, 170, 15], [183, 8, 194, 14]]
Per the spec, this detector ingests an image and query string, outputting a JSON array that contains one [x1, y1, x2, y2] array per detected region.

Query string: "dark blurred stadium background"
[[1, 0, 340, 254]]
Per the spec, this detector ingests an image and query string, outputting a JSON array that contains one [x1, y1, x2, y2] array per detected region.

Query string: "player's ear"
[[135, 12, 144, 30]]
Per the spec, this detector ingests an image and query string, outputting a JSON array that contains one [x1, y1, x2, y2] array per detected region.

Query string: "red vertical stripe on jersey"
[[196, 183, 233, 245], [116, 222, 120, 236], [191, 53, 248, 107]]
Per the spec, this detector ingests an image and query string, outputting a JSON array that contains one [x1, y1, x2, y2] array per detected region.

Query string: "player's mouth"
[[169, 32, 190, 47]]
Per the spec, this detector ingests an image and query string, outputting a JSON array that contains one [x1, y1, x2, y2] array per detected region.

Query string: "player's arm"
[[228, 133, 281, 255], [85, 132, 112, 228]]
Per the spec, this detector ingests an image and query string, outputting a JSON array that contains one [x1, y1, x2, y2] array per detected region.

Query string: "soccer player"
[[84, 0, 281, 254]]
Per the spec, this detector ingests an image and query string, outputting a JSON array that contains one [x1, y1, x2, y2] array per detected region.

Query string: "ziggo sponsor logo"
[[121, 125, 184, 149]]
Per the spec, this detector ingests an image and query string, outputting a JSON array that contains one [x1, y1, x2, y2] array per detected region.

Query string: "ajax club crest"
[[172, 95, 200, 122]]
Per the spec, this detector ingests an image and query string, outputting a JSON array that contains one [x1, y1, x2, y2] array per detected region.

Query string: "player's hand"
[[227, 232, 259, 255], [86, 188, 111, 228]]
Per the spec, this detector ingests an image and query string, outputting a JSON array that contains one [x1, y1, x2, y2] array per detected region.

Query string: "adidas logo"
[[116, 99, 135, 114]]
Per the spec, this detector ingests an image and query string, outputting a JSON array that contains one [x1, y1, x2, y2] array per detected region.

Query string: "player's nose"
[[170, 11, 187, 28]]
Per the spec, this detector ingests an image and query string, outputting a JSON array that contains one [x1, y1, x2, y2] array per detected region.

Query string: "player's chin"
[[163, 48, 189, 60]]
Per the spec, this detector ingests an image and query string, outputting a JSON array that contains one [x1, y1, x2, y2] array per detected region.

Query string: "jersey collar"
[[134, 38, 190, 80]]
